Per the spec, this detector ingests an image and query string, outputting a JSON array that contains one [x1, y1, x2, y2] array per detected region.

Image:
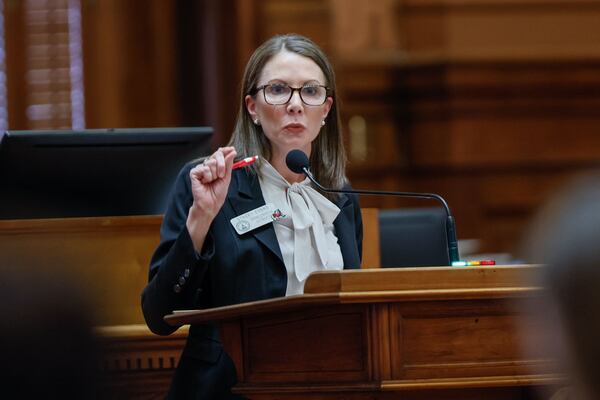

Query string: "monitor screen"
[[0, 127, 213, 219]]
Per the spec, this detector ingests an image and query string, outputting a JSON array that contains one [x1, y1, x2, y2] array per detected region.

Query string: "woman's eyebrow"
[[265, 79, 323, 85]]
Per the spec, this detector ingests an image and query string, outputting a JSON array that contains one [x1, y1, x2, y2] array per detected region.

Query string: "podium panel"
[[389, 298, 550, 381], [244, 305, 370, 384]]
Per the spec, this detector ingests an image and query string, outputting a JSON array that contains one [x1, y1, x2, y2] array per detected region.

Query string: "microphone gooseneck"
[[285, 149, 460, 264]]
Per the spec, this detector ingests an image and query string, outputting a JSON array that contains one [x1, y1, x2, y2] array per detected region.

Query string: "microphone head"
[[285, 149, 310, 174]]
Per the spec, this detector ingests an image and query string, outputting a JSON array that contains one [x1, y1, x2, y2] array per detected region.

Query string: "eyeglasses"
[[253, 83, 330, 106]]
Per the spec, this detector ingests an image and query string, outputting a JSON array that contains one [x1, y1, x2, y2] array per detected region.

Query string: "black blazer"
[[142, 162, 363, 398]]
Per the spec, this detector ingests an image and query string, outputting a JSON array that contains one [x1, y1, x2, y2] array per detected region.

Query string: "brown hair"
[[228, 34, 347, 193]]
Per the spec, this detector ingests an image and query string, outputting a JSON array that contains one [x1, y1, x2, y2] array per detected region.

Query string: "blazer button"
[[178, 276, 186, 285], [173, 283, 182, 293]]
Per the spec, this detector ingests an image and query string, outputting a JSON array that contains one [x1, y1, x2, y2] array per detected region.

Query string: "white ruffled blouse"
[[258, 160, 344, 295]]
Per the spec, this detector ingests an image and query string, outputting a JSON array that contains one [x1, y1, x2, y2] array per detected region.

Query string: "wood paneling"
[[181, 0, 242, 145], [399, 0, 600, 61], [394, 300, 545, 379], [255, 0, 332, 54], [0, 215, 161, 325], [336, 2, 600, 254], [339, 59, 600, 252], [244, 306, 369, 383], [81, 0, 179, 128], [360, 207, 381, 268]]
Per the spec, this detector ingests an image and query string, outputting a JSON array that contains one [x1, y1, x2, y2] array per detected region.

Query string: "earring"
[[321, 120, 326, 126], [254, 119, 260, 126]]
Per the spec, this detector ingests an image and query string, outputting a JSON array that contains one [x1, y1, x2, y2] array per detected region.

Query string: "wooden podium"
[[166, 266, 561, 399]]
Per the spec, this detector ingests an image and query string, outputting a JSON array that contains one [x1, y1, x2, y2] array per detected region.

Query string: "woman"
[[142, 34, 363, 399]]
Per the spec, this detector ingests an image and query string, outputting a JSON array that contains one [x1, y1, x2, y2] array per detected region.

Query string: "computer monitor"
[[379, 207, 451, 267], [0, 127, 213, 219]]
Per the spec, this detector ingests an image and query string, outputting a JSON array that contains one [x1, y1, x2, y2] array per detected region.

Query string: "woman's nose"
[[286, 91, 304, 113]]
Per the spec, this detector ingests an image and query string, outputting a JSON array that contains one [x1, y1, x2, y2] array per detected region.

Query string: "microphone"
[[285, 149, 460, 264]]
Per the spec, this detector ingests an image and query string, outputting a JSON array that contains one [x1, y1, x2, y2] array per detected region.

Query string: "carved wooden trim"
[[95, 324, 188, 372]]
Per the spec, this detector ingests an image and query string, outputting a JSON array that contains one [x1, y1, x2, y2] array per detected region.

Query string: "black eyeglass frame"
[[251, 83, 331, 106]]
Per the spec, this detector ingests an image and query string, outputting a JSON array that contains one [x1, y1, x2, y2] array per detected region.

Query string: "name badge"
[[230, 203, 286, 235]]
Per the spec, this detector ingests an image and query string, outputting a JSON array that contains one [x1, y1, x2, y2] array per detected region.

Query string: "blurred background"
[[3, 0, 600, 258]]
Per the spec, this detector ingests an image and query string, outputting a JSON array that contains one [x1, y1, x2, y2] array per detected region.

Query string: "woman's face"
[[245, 50, 333, 162]]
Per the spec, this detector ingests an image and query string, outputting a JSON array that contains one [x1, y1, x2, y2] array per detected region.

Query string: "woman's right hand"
[[186, 146, 237, 252]]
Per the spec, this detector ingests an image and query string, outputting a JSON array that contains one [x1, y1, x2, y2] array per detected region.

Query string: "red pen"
[[232, 155, 259, 170]]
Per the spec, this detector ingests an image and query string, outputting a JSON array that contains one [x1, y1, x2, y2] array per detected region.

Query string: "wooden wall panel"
[[249, 0, 332, 55], [81, 0, 179, 128], [184, 0, 243, 146], [398, 0, 600, 60], [0, 216, 161, 326]]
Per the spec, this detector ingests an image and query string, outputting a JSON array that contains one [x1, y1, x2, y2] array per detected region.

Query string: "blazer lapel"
[[228, 170, 284, 263], [334, 193, 361, 269]]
